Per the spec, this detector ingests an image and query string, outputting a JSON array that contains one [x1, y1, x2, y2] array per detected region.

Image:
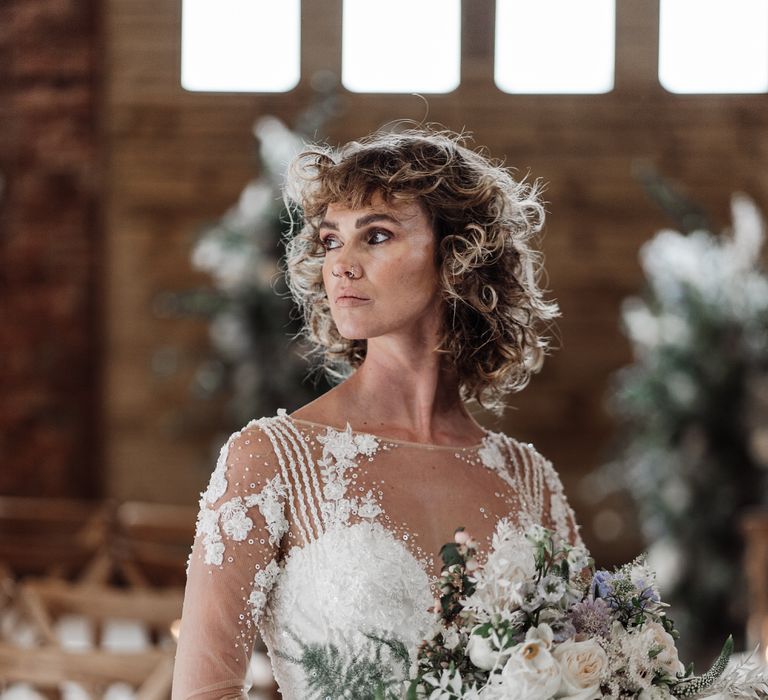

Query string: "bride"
[[171, 126, 583, 699]]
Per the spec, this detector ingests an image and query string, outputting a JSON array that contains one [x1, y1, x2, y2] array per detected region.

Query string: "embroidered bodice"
[[172, 409, 582, 700]]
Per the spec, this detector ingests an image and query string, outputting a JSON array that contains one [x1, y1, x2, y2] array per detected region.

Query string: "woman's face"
[[319, 192, 442, 342]]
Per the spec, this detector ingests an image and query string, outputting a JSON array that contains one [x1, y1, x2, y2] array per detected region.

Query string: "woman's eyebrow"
[[354, 213, 402, 228], [318, 213, 402, 231]]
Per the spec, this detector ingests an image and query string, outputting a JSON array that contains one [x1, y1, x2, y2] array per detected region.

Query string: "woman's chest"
[[374, 454, 520, 572]]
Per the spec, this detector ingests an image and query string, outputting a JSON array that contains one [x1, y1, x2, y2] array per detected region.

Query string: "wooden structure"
[[0, 497, 189, 697]]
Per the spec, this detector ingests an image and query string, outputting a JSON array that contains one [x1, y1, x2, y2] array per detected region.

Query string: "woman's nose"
[[331, 252, 362, 279]]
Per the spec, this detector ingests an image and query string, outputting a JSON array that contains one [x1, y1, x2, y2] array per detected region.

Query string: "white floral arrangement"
[[405, 523, 768, 699]]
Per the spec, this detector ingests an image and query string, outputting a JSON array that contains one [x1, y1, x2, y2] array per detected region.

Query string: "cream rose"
[[643, 621, 684, 676], [553, 638, 608, 700]]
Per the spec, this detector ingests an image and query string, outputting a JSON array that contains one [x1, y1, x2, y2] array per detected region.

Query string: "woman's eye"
[[369, 229, 391, 244], [320, 235, 339, 250]]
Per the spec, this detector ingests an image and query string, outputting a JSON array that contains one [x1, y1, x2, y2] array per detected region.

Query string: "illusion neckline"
[[279, 409, 491, 451]]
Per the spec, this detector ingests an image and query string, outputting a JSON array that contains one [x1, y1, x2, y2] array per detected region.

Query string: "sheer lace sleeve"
[[538, 452, 584, 549], [172, 421, 290, 700]]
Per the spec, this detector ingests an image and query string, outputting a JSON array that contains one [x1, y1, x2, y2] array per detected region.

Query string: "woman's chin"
[[333, 318, 376, 341], [337, 329, 371, 341]]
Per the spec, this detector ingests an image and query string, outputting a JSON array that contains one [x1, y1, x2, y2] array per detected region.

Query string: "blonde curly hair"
[[281, 126, 560, 415]]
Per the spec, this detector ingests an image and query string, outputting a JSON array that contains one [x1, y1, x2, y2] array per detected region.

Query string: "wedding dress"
[[172, 408, 582, 700]]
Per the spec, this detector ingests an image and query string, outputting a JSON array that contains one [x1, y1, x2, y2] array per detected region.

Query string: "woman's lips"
[[336, 296, 371, 307]]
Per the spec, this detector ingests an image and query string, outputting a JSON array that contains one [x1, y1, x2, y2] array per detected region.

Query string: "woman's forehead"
[[324, 193, 427, 222]]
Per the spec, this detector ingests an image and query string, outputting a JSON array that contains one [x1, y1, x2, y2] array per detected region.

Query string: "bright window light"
[[495, 0, 615, 94], [659, 0, 768, 94], [181, 0, 300, 92], [342, 0, 460, 93]]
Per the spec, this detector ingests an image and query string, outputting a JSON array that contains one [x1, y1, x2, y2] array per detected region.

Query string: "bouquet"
[[406, 521, 768, 699]]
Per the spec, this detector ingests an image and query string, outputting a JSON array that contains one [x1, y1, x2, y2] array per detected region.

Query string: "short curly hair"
[[281, 125, 560, 415]]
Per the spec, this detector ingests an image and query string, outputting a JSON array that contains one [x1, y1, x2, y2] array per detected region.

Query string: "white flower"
[[538, 574, 567, 605], [484, 625, 561, 700], [467, 629, 502, 671], [566, 546, 590, 574], [463, 522, 536, 621], [642, 621, 684, 676], [552, 638, 608, 700], [610, 621, 656, 691], [526, 623, 555, 649]]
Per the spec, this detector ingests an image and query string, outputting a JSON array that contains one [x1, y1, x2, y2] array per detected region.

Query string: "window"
[[495, 0, 615, 94], [341, 0, 461, 93], [181, 0, 301, 93], [659, 0, 768, 94]]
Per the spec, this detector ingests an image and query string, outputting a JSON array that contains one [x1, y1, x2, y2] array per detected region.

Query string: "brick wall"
[[0, 0, 103, 497]]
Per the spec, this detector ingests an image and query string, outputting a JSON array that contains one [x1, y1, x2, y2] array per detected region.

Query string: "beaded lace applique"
[[315, 422, 382, 528], [192, 421, 290, 569]]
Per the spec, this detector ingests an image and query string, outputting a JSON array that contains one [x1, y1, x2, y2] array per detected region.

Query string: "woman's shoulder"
[[200, 412, 294, 506], [485, 428, 548, 464], [484, 429, 567, 485]]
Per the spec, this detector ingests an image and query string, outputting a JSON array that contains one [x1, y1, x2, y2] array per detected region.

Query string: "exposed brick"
[[0, 0, 102, 498]]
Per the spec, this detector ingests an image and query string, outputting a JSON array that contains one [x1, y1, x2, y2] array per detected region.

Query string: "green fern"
[[272, 625, 411, 699]]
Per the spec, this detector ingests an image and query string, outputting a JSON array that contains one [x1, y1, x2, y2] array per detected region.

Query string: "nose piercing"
[[332, 266, 359, 279]]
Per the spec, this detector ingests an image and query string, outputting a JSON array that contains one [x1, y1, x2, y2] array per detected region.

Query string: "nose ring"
[[332, 266, 359, 279]]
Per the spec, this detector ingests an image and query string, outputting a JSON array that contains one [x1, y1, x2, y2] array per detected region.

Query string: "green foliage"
[[605, 181, 768, 661], [273, 624, 409, 699]]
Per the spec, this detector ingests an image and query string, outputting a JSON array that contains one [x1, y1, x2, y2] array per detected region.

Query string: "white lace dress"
[[172, 409, 582, 700]]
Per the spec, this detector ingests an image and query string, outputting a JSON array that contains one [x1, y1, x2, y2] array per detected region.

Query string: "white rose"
[[553, 638, 608, 700], [643, 621, 684, 676], [486, 625, 561, 700], [467, 629, 502, 671]]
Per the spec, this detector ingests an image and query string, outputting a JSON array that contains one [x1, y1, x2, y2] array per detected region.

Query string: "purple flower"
[[569, 597, 612, 638], [633, 579, 660, 605], [591, 570, 614, 599]]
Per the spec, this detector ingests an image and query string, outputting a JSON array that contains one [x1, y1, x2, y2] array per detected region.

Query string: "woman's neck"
[[324, 344, 482, 445]]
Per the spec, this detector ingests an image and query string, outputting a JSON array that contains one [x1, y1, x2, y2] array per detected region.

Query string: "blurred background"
[[2, 0, 768, 696]]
